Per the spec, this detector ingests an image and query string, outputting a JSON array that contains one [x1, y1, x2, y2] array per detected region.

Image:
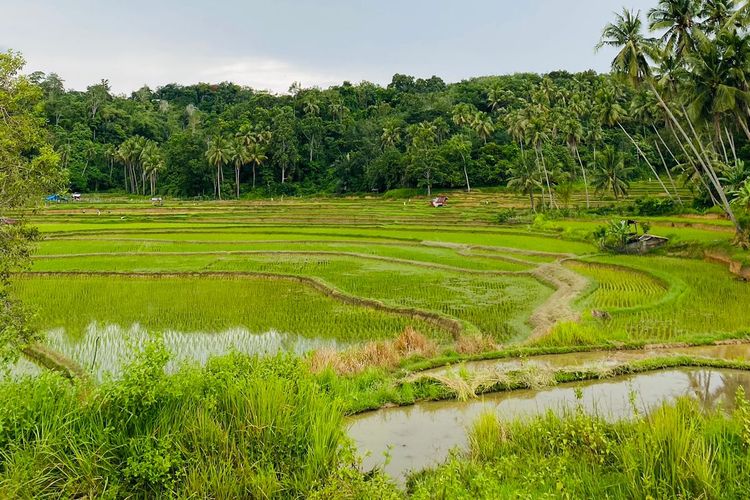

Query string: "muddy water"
[[422, 343, 750, 377], [348, 368, 750, 483]]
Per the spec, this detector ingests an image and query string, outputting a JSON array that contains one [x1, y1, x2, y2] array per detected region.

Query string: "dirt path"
[[527, 262, 590, 340]]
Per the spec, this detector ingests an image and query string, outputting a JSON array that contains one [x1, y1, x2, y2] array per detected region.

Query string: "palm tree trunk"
[[217, 166, 222, 200], [574, 147, 590, 209], [678, 101, 739, 230], [252, 164, 256, 189], [649, 81, 738, 230], [618, 123, 672, 199], [235, 166, 241, 198], [460, 153, 471, 193], [537, 145, 554, 209], [653, 138, 683, 206], [725, 126, 738, 165]]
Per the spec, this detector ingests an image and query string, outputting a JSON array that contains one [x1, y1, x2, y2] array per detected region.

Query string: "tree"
[[471, 112, 494, 144], [591, 146, 633, 200], [205, 137, 232, 199], [507, 160, 542, 211], [230, 138, 250, 197], [270, 107, 299, 184], [245, 143, 268, 191], [443, 135, 473, 192], [599, 8, 742, 237], [648, 0, 700, 58], [0, 50, 66, 364]]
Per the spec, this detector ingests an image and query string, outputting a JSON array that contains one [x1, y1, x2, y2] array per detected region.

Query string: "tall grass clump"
[[408, 394, 750, 499], [0, 342, 351, 498]]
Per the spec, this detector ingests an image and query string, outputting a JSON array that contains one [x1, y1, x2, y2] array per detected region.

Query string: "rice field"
[[11, 190, 750, 377]]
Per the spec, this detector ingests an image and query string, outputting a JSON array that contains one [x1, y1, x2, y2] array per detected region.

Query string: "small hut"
[[431, 196, 448, 208]]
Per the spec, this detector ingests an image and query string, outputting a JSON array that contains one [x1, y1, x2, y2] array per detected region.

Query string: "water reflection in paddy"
[[45, 323, 348, 380], [348, 368, 750, 483]]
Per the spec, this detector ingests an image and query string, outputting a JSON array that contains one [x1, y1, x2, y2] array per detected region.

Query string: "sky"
[[2, 0, 656, 94]]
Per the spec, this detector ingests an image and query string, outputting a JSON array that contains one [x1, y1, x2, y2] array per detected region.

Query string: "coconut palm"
[[471, 112, 494, 144], [303, 98, 320, 116], [245, 143, 267, 190], [560, 113, 590, 208], [381, 124, 401, 150], [699, 0, 737, 33], [597, 9, 657, 86], [648, 0, 700, 58], [599, 8, 741, 234], [591, 146, 634, 200], [451, 103, 476, 127], [507, 161, 542, 212], [230, 138, 250, 198], [205, 137, 232, 200]]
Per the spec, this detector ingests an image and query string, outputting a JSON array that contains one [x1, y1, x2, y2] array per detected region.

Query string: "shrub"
[[632, 196, 677, 216], [0, 344, 349, 498]]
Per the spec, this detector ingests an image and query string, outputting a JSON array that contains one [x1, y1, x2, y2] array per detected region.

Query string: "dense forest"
[[15, 1, 750, 232]]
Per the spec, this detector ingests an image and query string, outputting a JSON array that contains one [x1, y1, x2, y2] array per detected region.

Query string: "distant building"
[[431, 196, 448, 208]]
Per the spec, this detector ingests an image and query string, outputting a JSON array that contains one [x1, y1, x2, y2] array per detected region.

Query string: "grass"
[[14, 274, 448, 343], [0, 347, 354, 498], [11, 193, 750, 376], [407, 393, 750, 498]]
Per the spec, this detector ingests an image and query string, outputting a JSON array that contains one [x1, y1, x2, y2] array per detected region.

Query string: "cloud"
[[199, 57, 346, 93]]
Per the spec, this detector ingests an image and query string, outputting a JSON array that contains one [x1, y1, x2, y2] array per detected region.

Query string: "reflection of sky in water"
[[349, 369, 750, 484], [423, 344, 750, 377], [45, 323, 349, 381], [0, 356, 43, 380]]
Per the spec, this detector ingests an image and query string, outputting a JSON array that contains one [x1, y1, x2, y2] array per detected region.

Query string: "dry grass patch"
[[309, 327, 436, 375], [455, 334, 498, 355]]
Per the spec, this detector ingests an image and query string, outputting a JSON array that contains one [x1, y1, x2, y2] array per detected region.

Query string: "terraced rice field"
[[11, 190, 750, 377]]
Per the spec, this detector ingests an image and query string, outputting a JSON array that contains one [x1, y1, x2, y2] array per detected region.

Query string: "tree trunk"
[[574, 147, 590, 209], [217, 166, 222, 200], [653, 138, 683, 206], [252, 164, 257, 189], [460, 153, 471, 193], [618, 123, 672, 199], [235, 166, 241, 198], [649, 81, 739, 232], [537, 145, 555, 209]]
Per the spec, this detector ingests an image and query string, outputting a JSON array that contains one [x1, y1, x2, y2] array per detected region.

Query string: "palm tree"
[[597, 9, 656, 87], [507, 161, 542, 212], [599, 8, 741, 234], [141, 145, 165, 197], [591, 146, 633, 200], [451, 103, 476, 127], [699, 0, 736, 33], [471, 112, 494, 144], [230, 138, 250, 198], [245, 143, 267, 190], [648, 0, 700, 58], [381, 124, 401, 150], [303, 98, 320, 116], [561, 113, 590, 208], [205, 137, 231, 200]]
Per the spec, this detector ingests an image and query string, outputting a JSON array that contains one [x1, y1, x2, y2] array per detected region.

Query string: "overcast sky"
[[2, 0, 655, 94]]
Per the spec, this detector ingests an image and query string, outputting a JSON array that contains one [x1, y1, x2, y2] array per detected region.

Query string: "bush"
[[593, 220, 630, 253], [495, 208, 517, 224], [0, 343, 350, 498], [632, 197, 677, 216]]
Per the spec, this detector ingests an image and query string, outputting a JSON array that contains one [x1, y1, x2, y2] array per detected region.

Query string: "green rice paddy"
[[12, 191, 750, 377]]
